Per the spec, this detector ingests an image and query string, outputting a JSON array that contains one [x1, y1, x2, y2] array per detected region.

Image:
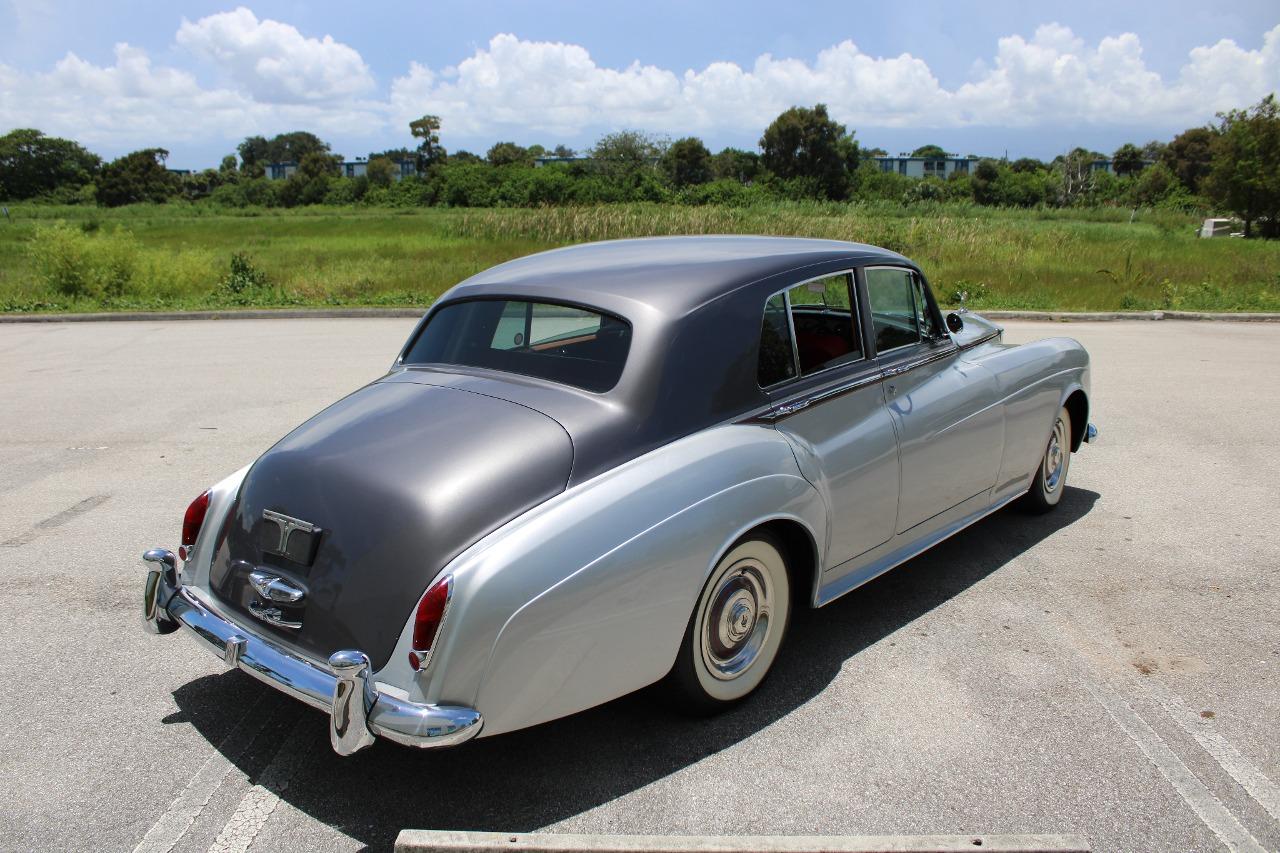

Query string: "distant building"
[[533, 156, 591, 167], [266, 162, 297, 180], [872, 155, 977, 179], [1089, 159, 1157, 174], [265, 159, 418, 180], [166, 168, 194, 177]]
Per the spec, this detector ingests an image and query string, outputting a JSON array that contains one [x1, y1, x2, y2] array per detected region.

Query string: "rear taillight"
[[409, 575, 453, 671], [179, 489, 211, 561]]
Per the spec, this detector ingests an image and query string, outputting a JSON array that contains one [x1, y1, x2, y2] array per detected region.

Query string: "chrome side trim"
[[816, 488, 1028, 607], [143, 551, 483, 755], [754, 370, 884, 424], [881, 343, 958, 377], [958, 329, 1002, 351]]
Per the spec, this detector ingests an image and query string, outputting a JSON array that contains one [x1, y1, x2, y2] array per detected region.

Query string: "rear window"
[[403, 299, 631, 392]]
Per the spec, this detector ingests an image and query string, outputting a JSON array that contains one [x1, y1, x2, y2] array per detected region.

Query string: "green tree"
[[711, 147, 761, 183], [911, 144, 947, 158], [219, 154, 239, 175], [487, 141, 532, 166], [1162, 127, 1215, 195], [1112, 143, 1145, 177], [1128, 162, 1176, 206], [237, 135, 270, 173], [365, 157, 396, 187], [551, 144, 576, 158], [450, 150, 483, 164], [971, 159, 1001, 205], [759, 104, 858, 199], [1141, 140, 1168, 162], [590, 130, 665, 177], [1009, 157, 1045, 174], [95, 148, 179, 207], [1208, 94, 1280, 238], [661, 137, 713, 187], [0, 129, 101, 200], [410, 115, 445, 168]]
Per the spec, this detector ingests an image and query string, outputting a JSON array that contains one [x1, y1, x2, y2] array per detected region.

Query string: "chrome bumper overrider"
[[142, 549, 482, 756], [1085, 423, 1099, 444]]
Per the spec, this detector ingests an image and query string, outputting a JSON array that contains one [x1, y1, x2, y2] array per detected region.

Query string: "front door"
[[864, 266, 1003, 534], [761, 271, 899, 568]]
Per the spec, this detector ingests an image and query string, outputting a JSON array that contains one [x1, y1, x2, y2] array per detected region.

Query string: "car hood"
[[209, 380, 573, 671]]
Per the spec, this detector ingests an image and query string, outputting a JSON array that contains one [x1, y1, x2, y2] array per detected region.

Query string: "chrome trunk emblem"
[[261, 509, 321, 565]]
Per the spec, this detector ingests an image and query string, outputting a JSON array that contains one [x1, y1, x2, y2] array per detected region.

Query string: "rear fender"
[[379, 424, 825, 736]]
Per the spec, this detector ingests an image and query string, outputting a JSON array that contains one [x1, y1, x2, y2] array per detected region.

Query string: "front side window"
[[404, 299, 630, 392], [866, 267, 921, 353], [757, 272, 864, 386]]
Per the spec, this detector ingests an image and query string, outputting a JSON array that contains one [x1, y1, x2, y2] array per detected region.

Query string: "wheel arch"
[[1061, 387, 1089, 451], [749, 518, 821, 610]]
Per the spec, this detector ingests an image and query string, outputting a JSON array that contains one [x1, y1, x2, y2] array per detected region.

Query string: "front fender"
[[381, 424, 825, 737]]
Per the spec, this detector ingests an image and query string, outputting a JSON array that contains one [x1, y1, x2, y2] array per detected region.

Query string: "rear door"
[[760, 271, 899, 569], [864, 266, 1003, 533]]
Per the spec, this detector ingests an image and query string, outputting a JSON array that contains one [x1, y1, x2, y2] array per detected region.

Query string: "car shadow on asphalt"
[[170, 486, 1099, 851]]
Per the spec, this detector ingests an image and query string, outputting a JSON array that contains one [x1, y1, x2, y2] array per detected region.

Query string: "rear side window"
[[404, 299, 631, 392], [757, 272, 864, 386]]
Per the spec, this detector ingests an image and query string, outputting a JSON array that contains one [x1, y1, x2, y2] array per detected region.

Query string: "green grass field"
[[1, 202, 1277, 313]]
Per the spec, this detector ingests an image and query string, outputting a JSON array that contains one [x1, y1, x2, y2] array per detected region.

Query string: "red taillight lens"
[[179, 489, 211, 561], [409, 575, 453, 671]]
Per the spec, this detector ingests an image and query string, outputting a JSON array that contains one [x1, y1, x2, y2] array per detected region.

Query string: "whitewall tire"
[[668, 533, 791, 711], [1022, 406, 1072, 514]]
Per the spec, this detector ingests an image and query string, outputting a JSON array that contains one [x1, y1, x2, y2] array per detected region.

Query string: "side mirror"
[[946, 312, 964, 334]]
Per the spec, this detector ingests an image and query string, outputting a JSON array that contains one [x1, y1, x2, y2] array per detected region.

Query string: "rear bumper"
[[142, 549, 482, 755], [1084, 423, 1099, 444]]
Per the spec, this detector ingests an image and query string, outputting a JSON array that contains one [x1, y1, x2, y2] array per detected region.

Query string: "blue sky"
[[2, 0, 1278, 168]]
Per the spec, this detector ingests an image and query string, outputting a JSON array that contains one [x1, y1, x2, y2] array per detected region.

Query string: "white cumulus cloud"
[[175, 7, 375, 104], [0, 10, 1276, 160]]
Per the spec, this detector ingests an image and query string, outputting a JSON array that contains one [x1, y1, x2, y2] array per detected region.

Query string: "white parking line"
[[207, 719, 313, 853], [1035, 613, 1267, 852], [1140, 678, 1280, 824], [133, 694, 270, 853]]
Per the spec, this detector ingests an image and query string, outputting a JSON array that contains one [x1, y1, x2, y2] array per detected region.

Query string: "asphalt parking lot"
[[1, 317, 1277, 853]]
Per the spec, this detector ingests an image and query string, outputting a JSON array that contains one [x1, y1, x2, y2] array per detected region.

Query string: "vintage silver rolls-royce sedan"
[[142, 236, 1096, 755]]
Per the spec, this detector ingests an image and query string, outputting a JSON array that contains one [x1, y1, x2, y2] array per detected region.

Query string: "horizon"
[[2, 1, 1278, 169]]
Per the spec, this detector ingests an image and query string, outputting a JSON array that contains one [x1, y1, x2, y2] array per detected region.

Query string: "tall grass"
[[1, 202, 1276, 313]]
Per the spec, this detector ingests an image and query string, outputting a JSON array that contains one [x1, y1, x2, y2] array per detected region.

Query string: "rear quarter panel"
[[390, 424, 826, 737]]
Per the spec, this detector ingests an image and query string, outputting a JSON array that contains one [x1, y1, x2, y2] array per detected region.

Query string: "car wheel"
[[667, 533, 791, 713], [1022, 405, 1072, 514]]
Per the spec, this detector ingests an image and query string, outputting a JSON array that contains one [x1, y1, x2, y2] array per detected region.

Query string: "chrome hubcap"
[[701, 559, 772, 681], [1044, 417, 1067, 493]]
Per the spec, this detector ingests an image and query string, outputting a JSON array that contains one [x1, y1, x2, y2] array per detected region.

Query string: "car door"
[[863, 266, 1004, 534], [760, 271, 899, 569]]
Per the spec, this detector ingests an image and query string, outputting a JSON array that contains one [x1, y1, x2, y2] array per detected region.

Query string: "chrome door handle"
[[775, 400, 811, 416], [886, 383, 896, 396]]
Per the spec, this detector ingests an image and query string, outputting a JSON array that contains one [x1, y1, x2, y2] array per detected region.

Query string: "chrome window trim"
[[756, 268, 866, 391], [863, 264, 948, 356]]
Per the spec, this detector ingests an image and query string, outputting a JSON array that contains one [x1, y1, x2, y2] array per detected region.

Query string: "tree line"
[[1, 96, 1278, 236]]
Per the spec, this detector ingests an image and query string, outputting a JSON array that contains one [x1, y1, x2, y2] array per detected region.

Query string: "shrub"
[[221, 252, 269, 296], [26, 221, 140, 298]]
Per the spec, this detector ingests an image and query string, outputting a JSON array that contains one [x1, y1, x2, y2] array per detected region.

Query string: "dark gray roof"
[[405, 235, 920, 487], [447, 236, 911, 321]]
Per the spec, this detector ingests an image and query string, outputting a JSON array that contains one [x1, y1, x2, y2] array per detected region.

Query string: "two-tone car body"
[[142, 236, 1096, 754]]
